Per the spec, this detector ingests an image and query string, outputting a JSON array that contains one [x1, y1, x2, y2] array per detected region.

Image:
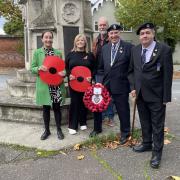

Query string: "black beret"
[[107, 24, 123, 32], [136, 22, 155, 35]]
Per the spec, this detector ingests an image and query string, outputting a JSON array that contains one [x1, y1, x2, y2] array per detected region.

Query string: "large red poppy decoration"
[[83, 83, 111, 112], [69, 66, 91, 92], [39, 56, 65, 86]]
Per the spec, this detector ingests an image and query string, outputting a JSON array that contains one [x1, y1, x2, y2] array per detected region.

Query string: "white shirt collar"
[[112, 39, 121, 47], [142, 41, 156, 51]]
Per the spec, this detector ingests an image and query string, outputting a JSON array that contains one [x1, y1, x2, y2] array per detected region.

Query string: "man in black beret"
[[107, 24, 122, 32], [128, 22, 173, 168], [136, 22, 155, 35], [97, 23, 134, 145]]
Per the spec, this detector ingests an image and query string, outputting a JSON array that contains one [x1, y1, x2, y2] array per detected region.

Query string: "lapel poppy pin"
[[153, 49, 158, 56], [119, 47, 123, 54], [83, 56, 88, 60]]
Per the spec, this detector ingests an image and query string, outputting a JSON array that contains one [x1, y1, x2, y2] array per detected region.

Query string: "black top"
[[65, 51, 95, 78], [94, 34, 109, 75], [96, 34, 109, 61]]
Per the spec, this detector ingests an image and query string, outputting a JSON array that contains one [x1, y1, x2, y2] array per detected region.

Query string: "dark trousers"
[[112, 93, 130, 137], [43, 103, 62, 131], [68, 88, 87, 130], [92, 75, 103, 132], [137, 94, 166, 157], [93, 112, 102, 132]]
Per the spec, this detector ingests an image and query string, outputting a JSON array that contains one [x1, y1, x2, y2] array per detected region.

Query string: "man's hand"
[[130, 90, 136, 98], [58, 71, 66, 77], [86, 77, 92, 82], [95, 83, 102, 85], [39, 65, 47, 71], [69, 74, 75, 81]]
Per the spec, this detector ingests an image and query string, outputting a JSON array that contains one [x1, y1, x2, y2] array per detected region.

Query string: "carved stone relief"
[[62, 3, 80, 24]]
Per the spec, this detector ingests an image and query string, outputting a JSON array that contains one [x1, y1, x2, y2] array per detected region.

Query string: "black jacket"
[[98, 40, 133, 94], [128, 42, 173, 103]]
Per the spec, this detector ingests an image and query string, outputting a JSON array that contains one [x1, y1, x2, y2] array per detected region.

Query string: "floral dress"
[[44, 47, 62, 104]]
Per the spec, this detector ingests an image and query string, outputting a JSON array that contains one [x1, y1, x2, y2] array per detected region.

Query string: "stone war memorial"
[[0, 0, 93, 125]]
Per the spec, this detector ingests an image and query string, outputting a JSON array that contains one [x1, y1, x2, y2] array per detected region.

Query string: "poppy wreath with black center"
[[83, 83, 111, 112]]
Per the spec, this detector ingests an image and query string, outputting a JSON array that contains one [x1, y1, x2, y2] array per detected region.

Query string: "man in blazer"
[[98, 24, 133, 145], [128, 22, 173, 168]]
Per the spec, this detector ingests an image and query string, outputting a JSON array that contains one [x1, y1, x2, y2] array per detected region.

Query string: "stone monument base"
[[0, 89, 70, 125], [0, 69, 92, 125]]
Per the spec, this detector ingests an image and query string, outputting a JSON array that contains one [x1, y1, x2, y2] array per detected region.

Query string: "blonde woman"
[[65, 34, 95, 135]]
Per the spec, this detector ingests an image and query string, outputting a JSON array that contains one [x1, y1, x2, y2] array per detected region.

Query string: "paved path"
[[0, 68, 179, 180], [0, 100, 179, 180]]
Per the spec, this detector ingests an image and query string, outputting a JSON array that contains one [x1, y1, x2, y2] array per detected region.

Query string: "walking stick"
[[131, 97, 137, 139]]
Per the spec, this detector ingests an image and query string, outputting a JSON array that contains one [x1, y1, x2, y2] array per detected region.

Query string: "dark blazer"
[[98, 40, 133, 94], [128, 42, 173, 103]]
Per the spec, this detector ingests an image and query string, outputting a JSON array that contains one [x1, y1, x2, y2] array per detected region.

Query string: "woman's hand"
[[69, 74, 75, 81], [58, 71, 66, 77], [130, 90, 136, 98], [39, 65, 47, 71], [86, 77, 92, 83]]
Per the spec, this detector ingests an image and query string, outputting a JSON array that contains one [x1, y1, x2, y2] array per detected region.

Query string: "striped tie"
[[112, 44, 116, 60], [141, 48, 147, 65]]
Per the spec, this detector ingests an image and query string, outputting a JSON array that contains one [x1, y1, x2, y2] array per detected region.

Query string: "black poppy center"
[[49, 67, 57, 74], [77, 76, 84, 82]]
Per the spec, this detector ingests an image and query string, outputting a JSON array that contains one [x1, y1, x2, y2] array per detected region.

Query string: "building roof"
[[90, 0, 102, 5], [18, 0, 27, 4], [90, 0, 120, 15]]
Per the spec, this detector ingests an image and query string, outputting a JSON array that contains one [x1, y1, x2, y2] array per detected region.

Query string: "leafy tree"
[[0, 0, 24, 55], [115, 0, 180, 52], [4, 18, 24, 35], [0, 0, 24, 36]]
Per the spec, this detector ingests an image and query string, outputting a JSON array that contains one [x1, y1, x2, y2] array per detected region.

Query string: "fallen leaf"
[[77, 154, 85, 160], [89, 144, 97, 150], [111, 143, 118, 149], [105, 142, 118, 149], [171, 176, 180, 180], [164, 127, 170, 133], [37, 151, 42, 155], [166, 176, 180, 180], [73, 144, 81, 151], [128, 136, 132, 141], [129, 139, 139, 146], [164, 139, 171, 145], [59, 151, 67, 155], [113, 141, 120, 145]]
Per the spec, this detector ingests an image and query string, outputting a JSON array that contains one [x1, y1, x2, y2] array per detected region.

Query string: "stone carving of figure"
[[62, 3, 80, 24]]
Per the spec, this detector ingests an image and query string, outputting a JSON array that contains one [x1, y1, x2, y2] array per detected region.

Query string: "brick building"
[[0, 35, 25, 67]]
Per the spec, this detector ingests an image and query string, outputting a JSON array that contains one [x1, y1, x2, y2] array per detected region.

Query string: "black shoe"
[[57, 129, 64, 140], [133, 144, 152, 152], [120, 136, 129, 145], [150, 155, 161, 169], [89, 130, 102, 138], [40, 130, 51, 140]]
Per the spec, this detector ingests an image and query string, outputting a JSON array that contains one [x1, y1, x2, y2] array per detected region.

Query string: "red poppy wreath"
[[83, 83, 111, 112]]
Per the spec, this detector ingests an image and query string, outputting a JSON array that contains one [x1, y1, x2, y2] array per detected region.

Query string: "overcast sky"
[[0, 17, 6, 35]]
